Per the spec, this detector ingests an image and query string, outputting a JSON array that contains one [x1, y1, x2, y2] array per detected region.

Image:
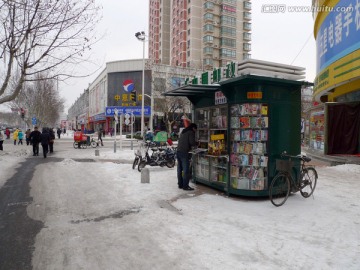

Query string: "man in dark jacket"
[[30, 126, 41, 156], [49, 129, 55, 153], [177, 123, 197, 190], [40, 128, 51, 158]]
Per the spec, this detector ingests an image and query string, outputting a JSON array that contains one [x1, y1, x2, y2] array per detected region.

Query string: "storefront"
[[313, 0, 360, 155], [165, 73, 311, 196]]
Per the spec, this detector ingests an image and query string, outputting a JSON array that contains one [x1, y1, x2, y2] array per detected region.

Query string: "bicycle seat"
[[151, 148, 158, 151], [297, 154, 311, 162]]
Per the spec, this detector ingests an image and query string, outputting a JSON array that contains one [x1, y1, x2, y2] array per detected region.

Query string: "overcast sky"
[[60, 0, 316, 112]]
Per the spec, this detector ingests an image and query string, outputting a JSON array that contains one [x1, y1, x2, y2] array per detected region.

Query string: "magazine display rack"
[[193, 106, 229, 190], [229, 103, 269, 192]]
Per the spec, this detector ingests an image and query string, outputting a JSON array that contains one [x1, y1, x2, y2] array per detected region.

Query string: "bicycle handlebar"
[[280, 151, 311, 163]]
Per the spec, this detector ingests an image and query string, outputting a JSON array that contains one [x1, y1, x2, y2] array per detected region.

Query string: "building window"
[[220, 48, 236, 58], [204, 24, 214, 32], [243, 43, 251, 51], [203, 35, 214, 43], [204, 2, 214, 9], [243, 22, 252, 31], [221, 15, 236, 26], [223, 0, 236, 4], [204, 13, 214, 21], [221, 38, 236, 47], [243, 53, 251, 60], [221, 26, 236, 36], [244, 1, 251, 10], [243, 32, 251, 40], [188, 18, 191, 25], [188, 8, 191, 14], [203, 58, 213, 66], [203, 47, 214, 54]]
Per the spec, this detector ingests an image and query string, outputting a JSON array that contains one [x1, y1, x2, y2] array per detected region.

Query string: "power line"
[[290, 32, 313, 65]]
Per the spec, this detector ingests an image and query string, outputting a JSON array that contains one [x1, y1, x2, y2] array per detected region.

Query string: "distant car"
[[126, 131, 143, 139]]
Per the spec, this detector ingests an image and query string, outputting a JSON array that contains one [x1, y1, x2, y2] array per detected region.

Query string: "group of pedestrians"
[[30, 127, 55, 158], [0, 126, 56, 158]]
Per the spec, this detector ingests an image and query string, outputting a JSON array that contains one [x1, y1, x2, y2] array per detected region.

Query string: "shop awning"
[[163, 84, 222, 105], [163, 84, 221, 97]]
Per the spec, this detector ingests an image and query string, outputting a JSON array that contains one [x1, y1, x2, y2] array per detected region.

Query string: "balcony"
[[243, 11, 251, 21], [244, 1, 251, 10]]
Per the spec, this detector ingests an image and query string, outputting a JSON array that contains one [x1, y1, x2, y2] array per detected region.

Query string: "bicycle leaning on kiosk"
[[269, 151, 318, 207]]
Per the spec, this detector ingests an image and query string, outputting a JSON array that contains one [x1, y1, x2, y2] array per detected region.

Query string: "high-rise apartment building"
[[149, 0, 252, 70]]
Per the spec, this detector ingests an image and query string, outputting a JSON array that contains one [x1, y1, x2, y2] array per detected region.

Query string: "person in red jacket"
[[5, 128, 10, 139]]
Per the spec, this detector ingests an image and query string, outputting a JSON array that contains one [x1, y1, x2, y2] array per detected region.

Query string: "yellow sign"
[[247, 92, 263, 99], [210, 134, 224, 141]]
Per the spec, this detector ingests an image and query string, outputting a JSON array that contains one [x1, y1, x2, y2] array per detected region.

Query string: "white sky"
[[60, 0, 317, 112], [0, 134, 359, 269]]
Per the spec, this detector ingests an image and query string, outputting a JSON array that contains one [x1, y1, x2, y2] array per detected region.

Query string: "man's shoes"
[[183, 186, 194, 191], [178, 185, 183, 189]]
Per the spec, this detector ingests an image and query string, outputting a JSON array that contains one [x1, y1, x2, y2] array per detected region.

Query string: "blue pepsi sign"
[[105, 106, 151, 116], [316, 0, 360, 72]]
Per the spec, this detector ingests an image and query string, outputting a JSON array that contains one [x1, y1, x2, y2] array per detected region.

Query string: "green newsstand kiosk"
[[165, 74, 312, 197]]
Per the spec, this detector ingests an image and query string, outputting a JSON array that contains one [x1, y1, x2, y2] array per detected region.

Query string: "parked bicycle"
[[269, 151, 318, 207]]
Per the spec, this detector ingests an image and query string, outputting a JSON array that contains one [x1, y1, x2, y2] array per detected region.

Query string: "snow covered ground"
[[0, 136, 359, 270]]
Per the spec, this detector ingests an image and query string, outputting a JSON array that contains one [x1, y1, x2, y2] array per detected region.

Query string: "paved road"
[[0, 156, 63, 270]]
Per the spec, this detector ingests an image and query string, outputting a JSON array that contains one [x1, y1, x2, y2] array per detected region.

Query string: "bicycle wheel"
[[300, 167, 318, 198], [165, 158, 175, 168], [91, 141, 97, 148], [138, 160, 146, 172], [269, 173, 291, 207], [73, 142, 79, 149], [81, 142, 87, 149], [132, 157, 139, 170]]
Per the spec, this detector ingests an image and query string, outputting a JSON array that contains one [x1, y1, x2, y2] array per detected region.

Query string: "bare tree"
[[10, 73, 64, 128], [149, 63, 198, 133], [0, 0, 101, 104]]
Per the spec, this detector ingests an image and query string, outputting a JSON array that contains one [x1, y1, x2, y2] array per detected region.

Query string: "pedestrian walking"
[[25, 129, 31, 145], [98, 129, 104, 146], [5, 128, 10, 139], [30, 126, 41, 156], [0, 130, 4, 151], [57, 128, 62, 139], [40, 128, 50, 158], [49, 128, 55, 153], [13, 128, 19, 145], [17, 129, 24, 145], [176, 123, 198, 191]]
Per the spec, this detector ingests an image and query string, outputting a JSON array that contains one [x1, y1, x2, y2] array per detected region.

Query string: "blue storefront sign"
[[316, 0, 360, 72], [94, 113, 106, 121], [32, 117, 37, 125], [105, 106, 151, 116]]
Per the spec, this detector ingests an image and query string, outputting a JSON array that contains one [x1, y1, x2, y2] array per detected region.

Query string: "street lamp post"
[[135, 31, 146, 137], [144, 94, 154, 132]]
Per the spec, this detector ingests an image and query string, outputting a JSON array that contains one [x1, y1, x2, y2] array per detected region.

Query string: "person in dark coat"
[[57, 128, 62, 139], [30, 126, 42, 156], [98, 129, 104, 146], [176, 123, 197, 190], [40, 128, 51, 158], [49, 129, 55, 153]]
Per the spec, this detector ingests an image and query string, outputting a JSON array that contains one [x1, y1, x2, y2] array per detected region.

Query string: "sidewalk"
[[302, 147, 360, 166]]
